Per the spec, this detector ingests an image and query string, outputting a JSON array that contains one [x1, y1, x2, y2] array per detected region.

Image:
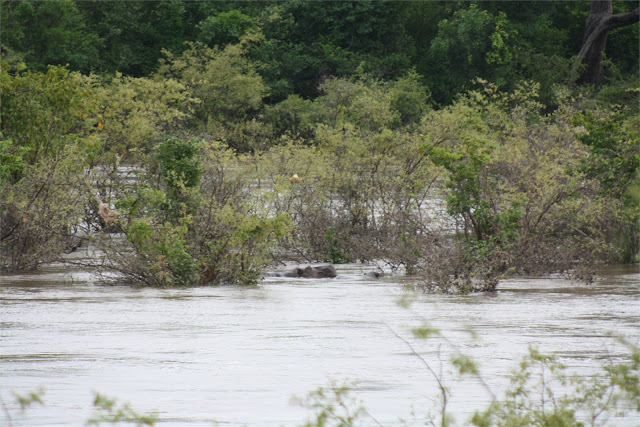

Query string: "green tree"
[[90, 72, 196, 167], [0, 65, 96, 171], [426, 5, 517, 104], [388, 69, 432, 127], [574, 110, 640, 262], [156, 40, 268, 151], [0, 0, 101, 73], [574, 0, 639, 86], [197, 10, 257, 47], [0, 64, 96, 270], [100, 140, 291, 287], [77, 0, 188, 76], [250, 0, 415, 101]]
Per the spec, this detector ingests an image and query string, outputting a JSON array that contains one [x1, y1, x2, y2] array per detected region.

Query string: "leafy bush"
[[90, 73, 196, 167], [0, 64, 96, 271], [98, 138, 290, 286], [0, 155, 91, 271], [413, 81, 634, 292], [255, 125, 440, 270], [297, 326, 640, 426], [472, 338, 640, 426], [155, 39, 268, 151]]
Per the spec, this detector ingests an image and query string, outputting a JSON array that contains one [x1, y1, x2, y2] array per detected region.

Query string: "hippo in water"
[[277, 265, 338, 278], [365, 271, 385, 279]]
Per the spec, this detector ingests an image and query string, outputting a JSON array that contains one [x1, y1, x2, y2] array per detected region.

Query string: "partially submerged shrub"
[[418, 242, 502, 294], [416, 81, 632, 292], [2, 59, 634, 288], [96, 138, 290, 286], [255, 126, 440, 269], [0, 65, 97, 271], [0, 155, 91, 271]]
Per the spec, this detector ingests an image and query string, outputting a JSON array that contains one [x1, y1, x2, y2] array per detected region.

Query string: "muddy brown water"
[[1, 261, 639, 426]]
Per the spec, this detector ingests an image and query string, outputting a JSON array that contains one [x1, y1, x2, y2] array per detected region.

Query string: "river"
[[1, 260, 639, 426]]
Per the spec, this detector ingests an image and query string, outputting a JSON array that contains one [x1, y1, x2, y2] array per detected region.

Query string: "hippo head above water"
[[281, 265, 338, 279]]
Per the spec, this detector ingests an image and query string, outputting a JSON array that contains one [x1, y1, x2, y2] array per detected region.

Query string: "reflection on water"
[[1, 262, 639, 425]]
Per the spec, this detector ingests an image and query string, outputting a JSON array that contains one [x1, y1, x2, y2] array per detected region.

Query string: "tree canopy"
[[2, 0, 637, 104]]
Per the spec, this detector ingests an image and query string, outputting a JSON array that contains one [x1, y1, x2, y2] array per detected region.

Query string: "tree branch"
[[572, 7, 639, 82], [580, 8, 640, 60], [609, 7, 640, 28]]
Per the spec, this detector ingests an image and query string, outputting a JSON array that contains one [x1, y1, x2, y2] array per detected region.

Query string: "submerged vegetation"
[[0, 0, 638, 290]]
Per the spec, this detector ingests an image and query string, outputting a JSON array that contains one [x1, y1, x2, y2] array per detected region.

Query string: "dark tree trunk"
[[575, 0, 639, 85]]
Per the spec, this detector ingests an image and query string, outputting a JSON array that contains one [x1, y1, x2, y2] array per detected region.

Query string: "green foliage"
[[0, 65, 96, 172], [486, 12, 517, 66], [420, 96, 520, 289], [77, 0, 190, 76], [416, 80, 633, 290], [0, 0, 101, 73], [257, 117, 438, 268], [0, 139, 28, 184], [0, 1, 637, 281], [426, 5, 517, 104], [324, 227, 349, 265], [1, 0, 637, 112], [156, 40, 267, 151], [292, 384, 370, 427], [574, 110, 640, 198], [316, 76, 400, 131], [91, 73, 196, 166], [595, 78, 640, 115], [296, 332, 639, 427], [0, 65, 95, 271], [424, 126, 498, 242], [251, 0, 414, 100], [472, 341, 640, 426], [103, 141, 291, 286], [264, 94, 320, 139], [157, 40, 266, 124], [0, 153, 92, 271], [197, 10, 257, 47], [13, 387, 45, 411], [573, 109, 640, 262], [154, 135, 202, 217], [411, 325, 440, 340], [451, 354, 479, 376], [388, 69, 432, 126], [87, 392, 157, 426], [117, 190, 199, 287], [605, 336, 640, 411]]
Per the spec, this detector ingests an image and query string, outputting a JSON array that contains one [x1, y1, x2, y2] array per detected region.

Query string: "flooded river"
[[1, 261, 639, 426]]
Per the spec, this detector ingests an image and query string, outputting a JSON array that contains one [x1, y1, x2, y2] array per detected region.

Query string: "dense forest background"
[[2, 0, 638, 104], [1, 0, 638, 289]]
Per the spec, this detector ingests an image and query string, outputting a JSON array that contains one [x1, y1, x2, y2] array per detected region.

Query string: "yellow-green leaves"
[[0, 65, 97, 171], [92, 73, 196, 165], [412, 326, 441, 340], [451, 354, 479, 376], [87, 392, 157, 426], [13, 387, 45, 410]]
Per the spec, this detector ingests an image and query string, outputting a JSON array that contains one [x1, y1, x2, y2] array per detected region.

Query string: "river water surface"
[[1, 261, 639, 426]]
